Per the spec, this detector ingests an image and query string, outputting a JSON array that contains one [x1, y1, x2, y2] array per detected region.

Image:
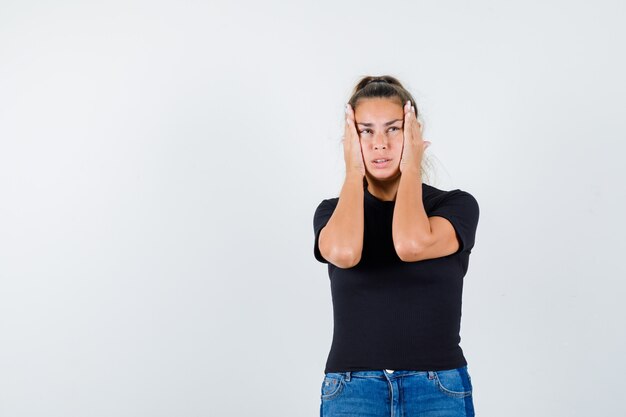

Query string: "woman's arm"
[[318, 103, 366, 268], [392, 101, 459, 261], [392, 170, 461, 261], [392, 168, 432, 260], [318, 173, 364, 268]]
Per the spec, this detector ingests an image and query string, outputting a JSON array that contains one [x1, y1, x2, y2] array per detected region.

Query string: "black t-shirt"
[[313, 183, 480, 373]]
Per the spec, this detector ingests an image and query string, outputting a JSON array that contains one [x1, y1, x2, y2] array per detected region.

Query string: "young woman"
[[313, 75, 480, 417]]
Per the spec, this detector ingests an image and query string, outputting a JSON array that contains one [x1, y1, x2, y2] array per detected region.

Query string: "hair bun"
[[367, 78, 388, 85]]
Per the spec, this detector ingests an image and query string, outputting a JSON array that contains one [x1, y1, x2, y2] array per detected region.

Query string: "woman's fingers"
[[403, 100, 424, 143], [400, 100, 429, 172], [400, 102, 410, 171], [344, 104, 358, 143], [343, 103, 365, 176], [345, 104, 358, 140]]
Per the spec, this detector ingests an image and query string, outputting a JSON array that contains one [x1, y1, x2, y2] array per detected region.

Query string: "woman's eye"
[[360, 128, 400, 134]]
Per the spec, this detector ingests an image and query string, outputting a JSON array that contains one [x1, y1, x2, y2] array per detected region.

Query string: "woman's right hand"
[[343, 103, 366, 177]]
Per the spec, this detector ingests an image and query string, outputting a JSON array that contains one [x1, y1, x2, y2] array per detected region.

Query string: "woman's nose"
[[373, 134, 388, 149]]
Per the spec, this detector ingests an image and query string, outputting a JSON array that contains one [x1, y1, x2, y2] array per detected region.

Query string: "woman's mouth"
[[372, 158, 391, 168]]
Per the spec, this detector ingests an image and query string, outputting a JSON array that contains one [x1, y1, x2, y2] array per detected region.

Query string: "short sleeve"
[[313, 198, 338, 263], [428, 190, 480, 254]]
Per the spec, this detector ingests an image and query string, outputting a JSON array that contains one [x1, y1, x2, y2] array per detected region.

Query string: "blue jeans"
[[320, 366, 474, 417]]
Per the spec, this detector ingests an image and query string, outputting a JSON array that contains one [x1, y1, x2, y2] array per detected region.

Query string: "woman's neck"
[[365, 173, 402, 202]]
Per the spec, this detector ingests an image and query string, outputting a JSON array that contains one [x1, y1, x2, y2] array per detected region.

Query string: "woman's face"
[[354, 97, 409, 181]]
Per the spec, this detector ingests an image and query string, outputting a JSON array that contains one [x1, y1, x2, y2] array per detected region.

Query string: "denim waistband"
[[327, 366, 467, 381]]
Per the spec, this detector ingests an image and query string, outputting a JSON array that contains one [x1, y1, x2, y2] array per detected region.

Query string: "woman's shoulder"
[[317, 196, 339, 206], [314, 196, 339, 215], [423, 183, 476, 198], [423, 183, 479, 211]]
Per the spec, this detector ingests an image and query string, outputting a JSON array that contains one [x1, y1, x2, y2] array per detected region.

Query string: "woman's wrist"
[[345, 170, 365, 182], [399, 165, 421, 178]]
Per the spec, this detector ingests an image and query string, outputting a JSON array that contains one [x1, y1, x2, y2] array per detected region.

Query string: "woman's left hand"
[[400, 100, 431, 174]]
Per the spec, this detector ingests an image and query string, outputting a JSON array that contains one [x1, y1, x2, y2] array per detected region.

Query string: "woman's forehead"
[[355, 98, 404, 123]]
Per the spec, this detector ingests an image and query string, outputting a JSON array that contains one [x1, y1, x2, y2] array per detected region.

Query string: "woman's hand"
[[343, 103, 366, 177], [400, 100, 431, 174]]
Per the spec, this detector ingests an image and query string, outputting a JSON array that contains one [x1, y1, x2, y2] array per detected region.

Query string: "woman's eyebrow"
[[356, 119, 403, 127]]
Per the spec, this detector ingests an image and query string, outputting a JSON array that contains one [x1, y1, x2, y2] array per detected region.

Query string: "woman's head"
[[348, 75, 418, 117], [347, 75, 430, 185]]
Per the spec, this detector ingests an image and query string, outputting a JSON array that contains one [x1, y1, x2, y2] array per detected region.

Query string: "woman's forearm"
[[318, 172, 364, 268], [392, 169, 432, 261]]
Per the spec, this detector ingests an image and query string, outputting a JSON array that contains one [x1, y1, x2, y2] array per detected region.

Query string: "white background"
[[1, 1, 624, 416]]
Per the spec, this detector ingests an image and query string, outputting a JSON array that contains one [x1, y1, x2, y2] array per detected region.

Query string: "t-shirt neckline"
[[364, 183, 430, 205], [364, 185, 396, 204]]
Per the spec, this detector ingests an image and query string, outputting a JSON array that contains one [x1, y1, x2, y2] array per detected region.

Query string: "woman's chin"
[[366, 167, 401, 182]]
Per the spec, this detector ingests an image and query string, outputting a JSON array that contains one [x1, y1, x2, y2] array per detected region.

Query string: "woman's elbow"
[[326, 246, 361, 268], [394, 239, 422, 262]]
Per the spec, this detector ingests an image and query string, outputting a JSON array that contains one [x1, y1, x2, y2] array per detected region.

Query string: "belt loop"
[[345, 371, 351, 382], [427, 371, 435, 380]]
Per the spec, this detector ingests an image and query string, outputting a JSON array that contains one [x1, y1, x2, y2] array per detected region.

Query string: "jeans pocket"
[[320, 373, 345, 401], [433, 366, 473, 398]]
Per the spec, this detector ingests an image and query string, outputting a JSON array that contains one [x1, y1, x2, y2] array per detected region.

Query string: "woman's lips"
[[372, 159, 391, 168]]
